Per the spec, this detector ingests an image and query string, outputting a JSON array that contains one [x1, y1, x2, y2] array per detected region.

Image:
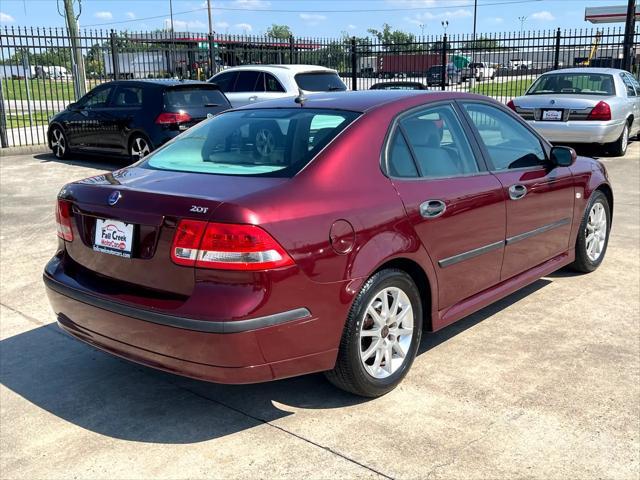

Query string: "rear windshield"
[[295, 72, 346, 92], [143, 108, 359, 177], [165, 87, 229, 108], [527, 73, 615, 96], [428, 66, 443, 73]]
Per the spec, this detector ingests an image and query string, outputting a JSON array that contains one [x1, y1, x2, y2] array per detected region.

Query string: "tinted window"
[[621, 73, 637, 97], [388, 133, 418, 178], [113, 86, 143, 107], [527, 73, 615, 95], [79, 85, 112, 108], [234, 71, 261, 92], [165, 88, 228, 107], [295, 72, 346, 92], [144, 108, 359, 177], [399, 104, 479, 178], [265, 73, 285, 92], [463, 102, 546, 170], [210, 71, 237, 92]]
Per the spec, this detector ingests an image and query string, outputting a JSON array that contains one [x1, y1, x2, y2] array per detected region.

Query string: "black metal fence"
[[1, 25, 638, 147]]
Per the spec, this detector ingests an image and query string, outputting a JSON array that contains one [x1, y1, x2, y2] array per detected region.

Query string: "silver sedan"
[[508, 67, 640, 156]]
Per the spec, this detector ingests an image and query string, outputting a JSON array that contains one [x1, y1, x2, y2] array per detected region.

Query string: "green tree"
[[267, 24, 293, 39], [462, 36, 502, 50], [429, 40, 452, 53], [367, 23, 418, 51]]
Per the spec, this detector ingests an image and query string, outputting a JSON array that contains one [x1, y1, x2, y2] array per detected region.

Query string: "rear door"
[[109, 83, 145, 151], [621, 72, 640, 135], [387, 102, 506, 310], [459, 100, 574, 281]]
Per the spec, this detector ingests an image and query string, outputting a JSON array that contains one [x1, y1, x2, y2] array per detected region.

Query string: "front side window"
[[113, 86, 143, 107], [398, 104, 479, 178], [462, 102, 546, 170], [234, 71, 261, 92], [79, 86, 113, 108], [210, 71, 237, 92], [143, 108, 359, 177], [527, 73, 615, 96], [295, 72, 346, 92]]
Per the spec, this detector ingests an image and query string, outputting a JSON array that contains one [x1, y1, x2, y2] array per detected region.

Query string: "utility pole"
[[169, 0, 176, 77], [207, 0, 217, 76], [207, 0, 213, 36], [472, 0, 478, 64], [59, 0, 86, 97], [622, 0, 636, 72]]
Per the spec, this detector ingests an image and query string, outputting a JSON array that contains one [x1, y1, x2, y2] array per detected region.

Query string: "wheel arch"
[[127, 130, 153, 151], [595, 182, 614, 220]]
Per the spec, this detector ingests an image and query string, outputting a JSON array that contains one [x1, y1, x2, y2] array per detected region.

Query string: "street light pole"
[[518, 15, 527, 33]]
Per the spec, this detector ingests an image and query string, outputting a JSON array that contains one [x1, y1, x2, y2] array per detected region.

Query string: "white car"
[[508, 68, 640, 156], [208, 65, 347, 108]]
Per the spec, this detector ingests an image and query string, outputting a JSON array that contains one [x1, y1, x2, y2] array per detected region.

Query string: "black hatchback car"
[[48, 79, 230, 160]]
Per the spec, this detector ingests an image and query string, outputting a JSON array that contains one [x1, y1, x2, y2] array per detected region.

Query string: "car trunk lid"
[[515, 94, 614, 121]]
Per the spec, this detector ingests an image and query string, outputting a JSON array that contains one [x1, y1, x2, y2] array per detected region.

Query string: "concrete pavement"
[[0, 144, 638, 479]]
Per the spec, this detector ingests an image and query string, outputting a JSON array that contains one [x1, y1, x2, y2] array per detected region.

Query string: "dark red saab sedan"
[[44, 90, 613, 397]]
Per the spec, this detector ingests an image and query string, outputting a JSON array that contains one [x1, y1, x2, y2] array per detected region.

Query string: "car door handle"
[[508, 184, 528, 200], [420, 200, 447, 218], [248, 95, 258, 102]]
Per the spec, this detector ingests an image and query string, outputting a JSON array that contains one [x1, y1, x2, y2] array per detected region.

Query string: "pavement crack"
[[173, 383, 395, 480]]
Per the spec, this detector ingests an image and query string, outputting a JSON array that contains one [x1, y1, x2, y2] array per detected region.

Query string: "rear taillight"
[[587, 101, 611, 121], [55, 199, 73, 241], [506, 99, 516, 111], [155, 112, 192, 124], [171, 220, 294, 271]]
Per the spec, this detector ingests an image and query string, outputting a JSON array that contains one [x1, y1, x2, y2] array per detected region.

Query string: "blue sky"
[[0, 0, 630, 36]]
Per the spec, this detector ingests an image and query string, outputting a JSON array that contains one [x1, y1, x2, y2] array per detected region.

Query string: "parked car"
[[370, 81, 428, 90], [208, 65, 347, 107], [426, 64, 461, 86], [44, 90, 613, 397], [48, 79, 231, 161], [508, 68, 640, 156], [461, 62, 496, 82], [509, 59, 532, 70]]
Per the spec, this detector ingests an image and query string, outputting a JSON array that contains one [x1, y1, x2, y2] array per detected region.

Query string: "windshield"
[[295, 72, 347, 92], [527, 73, 615, 95], [143, 108, 359, 177]]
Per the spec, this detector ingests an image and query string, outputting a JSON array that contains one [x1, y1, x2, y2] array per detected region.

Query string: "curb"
[[0, 145, 50, 156]]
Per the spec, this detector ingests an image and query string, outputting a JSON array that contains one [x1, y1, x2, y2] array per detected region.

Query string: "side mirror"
[[550, 146, 576, 167], [67, 102, 81, 111]]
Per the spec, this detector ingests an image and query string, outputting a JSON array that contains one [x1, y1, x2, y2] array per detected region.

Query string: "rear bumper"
[[527, 119, 625, 145], [43, 256, 341, 384]]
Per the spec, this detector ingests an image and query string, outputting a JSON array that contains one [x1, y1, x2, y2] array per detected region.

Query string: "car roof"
[[541, 67, 627, 75], [233, 89, 488, 113], [115, 79, 216, 88], [215, 64, 338, 74]]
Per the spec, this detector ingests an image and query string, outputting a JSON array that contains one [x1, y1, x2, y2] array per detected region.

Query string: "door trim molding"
[[506, 217, 571, 245]]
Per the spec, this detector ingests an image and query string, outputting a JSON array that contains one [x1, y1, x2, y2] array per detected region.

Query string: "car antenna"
[[294, 88, 307, 107]]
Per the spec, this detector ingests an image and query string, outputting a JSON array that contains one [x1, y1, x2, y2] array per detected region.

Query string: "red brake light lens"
[[506, 99, 516, 111], [155, 112, 192, 124], [56, 199, 73, 241], [171, 220, 294, 271], [587, 101, 611, 121]]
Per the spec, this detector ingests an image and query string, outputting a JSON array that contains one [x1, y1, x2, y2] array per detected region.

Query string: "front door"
[[69, 83, 115, 149], [459, 101, 575, 280], [387, 102, 506, 310]]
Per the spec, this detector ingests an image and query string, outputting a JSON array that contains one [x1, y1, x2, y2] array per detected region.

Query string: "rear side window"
[[165, 88, 228, 108], [113, 86, 143, 106], [388, 133, 419, 178], [295, 72, 346, 92], [265, 73, 285, 92], [620, 73, 637, 97], [143, 108, 359, 177], [234, 71, 262, 92]]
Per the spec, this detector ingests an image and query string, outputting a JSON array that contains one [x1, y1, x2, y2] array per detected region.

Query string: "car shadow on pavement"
[[0, 278, 551, 444], [35, 152, 131, 171]]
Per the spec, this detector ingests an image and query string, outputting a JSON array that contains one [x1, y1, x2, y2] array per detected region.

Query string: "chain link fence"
[[1, 25, 638, 147]]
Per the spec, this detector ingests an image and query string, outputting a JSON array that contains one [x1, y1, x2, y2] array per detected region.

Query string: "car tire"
[[129, 134, 152, 162], [50, 126, 70, 160], [607, 122, 629, 157], [325, 269, 423, 397], [252, 123, 281, 160], [478, 73, 484, 82], [569, 190, 610, 273]]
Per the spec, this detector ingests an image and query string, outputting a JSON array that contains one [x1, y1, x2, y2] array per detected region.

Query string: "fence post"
[[440, 34, 447, 91], [208, 33, 217, 76], [351, 36, 357, 91], [110, 30, 120, 80], [553, 28, 562, 70], [289, 35, 294, 64], [0, 78, 8, 148], [622, 0, 636, 72]]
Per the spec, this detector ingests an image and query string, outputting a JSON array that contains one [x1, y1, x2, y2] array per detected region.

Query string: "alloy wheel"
[[359, 287, 414, 379], [621, 125, 629, 154], [51, 129, 66, 158], [255, 128, 275, 157], [585, 202, 607, 262], [131, 137, 151, 159]]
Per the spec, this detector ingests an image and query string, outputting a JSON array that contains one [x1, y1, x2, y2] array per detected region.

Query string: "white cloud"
[[347, 24, 357, 30], [232, 0, 270, 9], [164, 18, 206, 30], [94, 11, 113, 20], [489, 16, 504, 24], [299, 13, 327, 25], [215, 20, 230, 29], [405, 8, 471, 26], [0, 12, 15, 23], [531, 10, 555, 21], [235, 22, 253, 32], [125, 12, 136, 20]]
